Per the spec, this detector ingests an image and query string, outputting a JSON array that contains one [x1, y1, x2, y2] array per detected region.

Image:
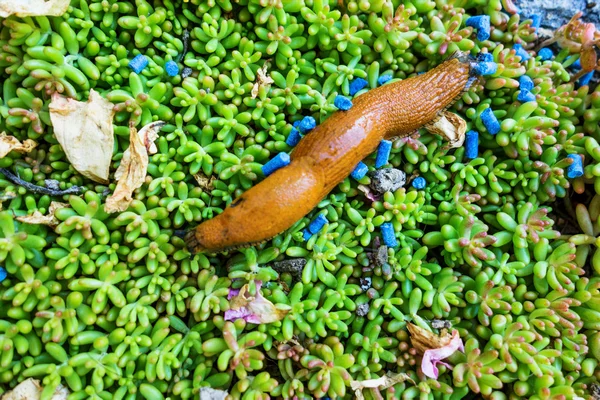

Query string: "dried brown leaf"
[[104, 121, 157, 214], [0, 132, 37, 158], [193, 172, 216, 192], [2, 378, 69, 400], [251, 62, 274, 99], [49, 90, 115, 184], [0, 0, 70, 17], [407, 322, 453, 354], [424, 111, 466, 149], [16, 202, 69, 227], [225, 282, 289, 324], [350, 372, 414, 400], [138, 121, 165, 155]]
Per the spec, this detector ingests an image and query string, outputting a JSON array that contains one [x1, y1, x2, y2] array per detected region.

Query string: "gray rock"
[[516, 0, 600, 30], [356, 303, 370, 317], [369, 168, 406, 194], [199, 387, 228, 400]]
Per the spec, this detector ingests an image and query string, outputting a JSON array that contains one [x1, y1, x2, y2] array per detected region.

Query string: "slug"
[[185, 53, 476, 253]]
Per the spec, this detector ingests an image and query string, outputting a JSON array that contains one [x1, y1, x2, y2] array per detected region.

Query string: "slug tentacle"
[[186, 55, 473, 254]]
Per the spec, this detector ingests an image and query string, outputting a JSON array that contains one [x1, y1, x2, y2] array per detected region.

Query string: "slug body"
[[186, 55, 474, 253]]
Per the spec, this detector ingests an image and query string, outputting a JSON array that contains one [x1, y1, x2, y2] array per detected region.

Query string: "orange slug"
[[185, 53, 475, 253]]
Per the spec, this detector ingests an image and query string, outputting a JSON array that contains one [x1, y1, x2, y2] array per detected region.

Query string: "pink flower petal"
[[421, 330, 464, 379], [227, 288, 240, 300]]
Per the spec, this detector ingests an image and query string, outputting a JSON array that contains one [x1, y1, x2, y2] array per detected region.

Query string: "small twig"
[[0, 168, 84, 196], [178, 30, 190, 63]]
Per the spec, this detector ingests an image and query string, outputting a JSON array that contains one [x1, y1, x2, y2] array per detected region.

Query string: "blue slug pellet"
[[567, 154, 584, 179], [286, 127, 302, 147], [378, 75, 392, 85], [351, 161, 369, 180], [518, 89, 536, 103], [466, 15, 491, 41], [572, 59, 582, 69], [262, 153, 291, 177], [381, 223, 398, 247], [375, 140, 392, 168], [165, 60, 179, 77], [579, 71, 595, 87], [529, 14, 542, 30], [513, 44, 531, 61], [473, 62, 498, 76], [412, 176, 426, 189], [298, 116, 317, 134], [538, 48, 554, 61], [481, 108, 501, 135], [478, 52, 494, 63], [302, 229, 313, 241], [519, 75, 534, 91], [293, 120, 302, 129], [128, 54, 149, 73], [308, 214, 328, 234], [465, 130, 479, 159], [334, 95, 353, 111], [0, 267, 6, 283], [349, 78, 368, 96]]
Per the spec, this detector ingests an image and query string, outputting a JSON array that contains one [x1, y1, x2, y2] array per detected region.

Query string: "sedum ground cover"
[[1, 0, 600, 399]]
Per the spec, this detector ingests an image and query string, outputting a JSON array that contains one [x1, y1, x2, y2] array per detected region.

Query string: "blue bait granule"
[[375, 140, 392, 168], [334, 95, 353, 111], [308, 214, 328, 234], [517, 89, 536, 103], [477, 52, 494, 63], [349, 78, 368, 96], [0, 266, 6, 283], [579, 71, 595, 87], [303, 229, 313, 241], [519, 75, 534, 91], [538, 48, 554, 61], [262, 152, 290, 177], [513, 44, 531, 61], [412, 176, 426, 190], [572, 58, 582, 69], [285, 127, 302, 147], [567, 154, 584, 179], [165, 60, 179, 77], [293, 120, 302, 129], [466, 15, 491, 41], [481, 108, 501, 135], [381, 223, 398, 248], [473, 62, 498, 76], [299, 116, 316, 134], [378, 75, 392, 85], [529, 14, 542, 30], [128, 54, 149, 73], [351, 161, 368, 180], [465, 130, 479, 159]]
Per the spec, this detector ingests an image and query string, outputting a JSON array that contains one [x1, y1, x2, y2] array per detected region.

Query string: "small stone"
[[356, 303, 370, 317], [359, 277, 372, 291], [369, 168, 406, 193], [273, 258, 306, 280], [181, 67, 193, 78], [431, 319, 452, 330], [199, 387, 228, 400]]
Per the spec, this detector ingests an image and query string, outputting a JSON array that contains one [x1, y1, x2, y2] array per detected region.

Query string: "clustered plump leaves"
[[2, 0, 600, 399]]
